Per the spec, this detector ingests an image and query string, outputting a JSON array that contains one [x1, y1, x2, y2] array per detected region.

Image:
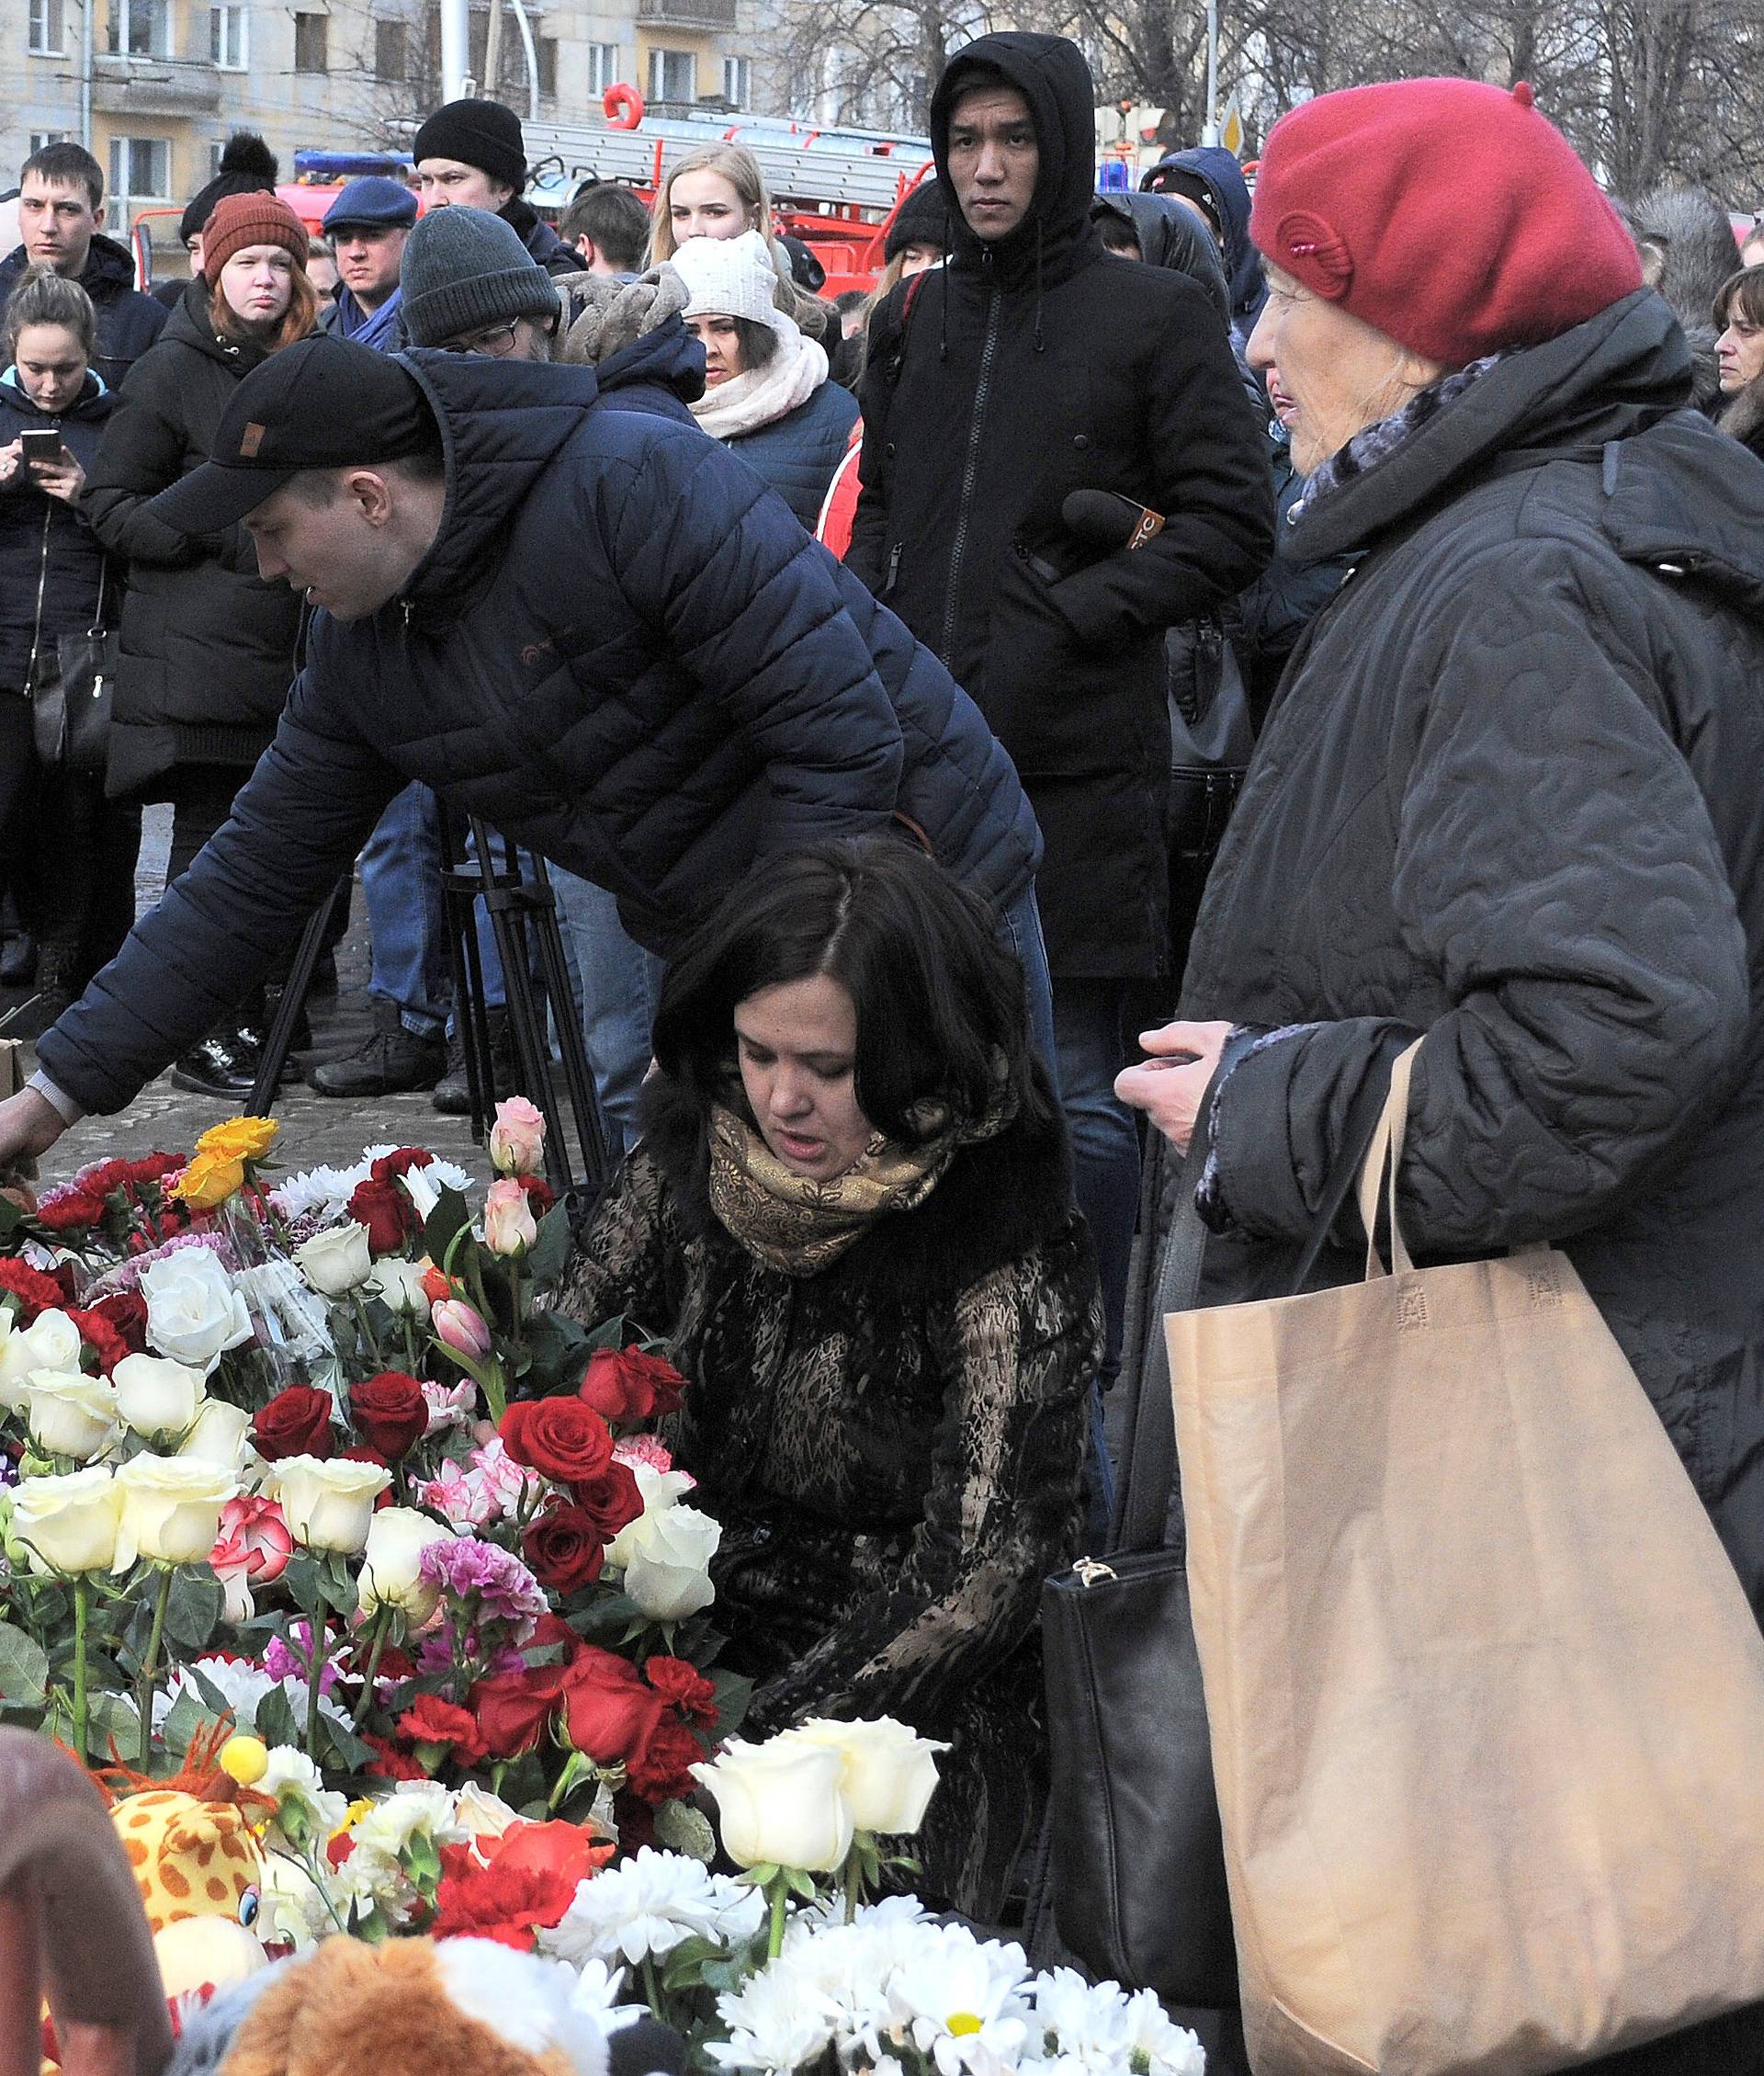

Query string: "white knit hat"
[[669, 229, 792, 335]]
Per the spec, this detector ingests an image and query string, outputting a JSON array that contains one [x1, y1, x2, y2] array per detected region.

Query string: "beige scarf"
[[707, 1075, 1012, 1277]]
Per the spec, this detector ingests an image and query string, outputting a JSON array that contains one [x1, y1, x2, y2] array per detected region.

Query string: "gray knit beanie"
[[399, 206, 561, 347]]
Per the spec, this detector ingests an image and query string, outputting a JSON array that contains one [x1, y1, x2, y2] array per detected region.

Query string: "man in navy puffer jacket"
[[1, 331, 1046, 1143]]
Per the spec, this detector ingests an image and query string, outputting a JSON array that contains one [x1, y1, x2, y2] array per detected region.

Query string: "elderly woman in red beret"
[[1121, 72, 1764, 2049]]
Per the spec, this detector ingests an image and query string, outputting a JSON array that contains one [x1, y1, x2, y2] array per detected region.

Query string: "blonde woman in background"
[[648, 142, 830, 338]]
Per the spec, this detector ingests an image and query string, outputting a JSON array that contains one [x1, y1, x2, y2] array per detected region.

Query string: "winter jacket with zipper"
[[720, 376, 860, 529], [79, 278, 304, 799], [37, 337, 1043, 1117], [505, 199, 578, 279], [0, 368, 115, 695], [0, 235, 168, 391], [849, 31, 1272, 980], [1178, 290, 1764, 1617]]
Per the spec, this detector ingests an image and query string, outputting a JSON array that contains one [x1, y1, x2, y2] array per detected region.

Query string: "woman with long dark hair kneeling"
[[561, 840, 1099, 1919]]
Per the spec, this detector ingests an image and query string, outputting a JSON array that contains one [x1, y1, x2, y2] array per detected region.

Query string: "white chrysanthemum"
[[260, 1745, 349, 1845], [155, 1658, 346, 1734], [884, 1923, 1033, 2074], [706, 1956, 840, 2074], [541, 1847, 742, 1968], [1117, 1989, 1205, 2076], [1024, 1968, 1134, 2073], [348, 1779, 464, 1873], [567, 1957, 650, 2036], [267, 1168, 360, 1223]]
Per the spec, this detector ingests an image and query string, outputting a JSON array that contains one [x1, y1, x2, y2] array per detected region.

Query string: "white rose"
[[792, 1718, 949, 1835], [618, 1502, 719, 1622], [27, 1371, 120, 1462], [293, 1222, 373, 1299], [452, 1781, 524, 1844], [0, 1309, 84, 1413], [13, 1466, 124, 1573], [265, 1455, 390, 1554], [692, 1734, 854, 1873], [605, 1461, 696, 1571], [356, 1505, 455, 1622], [112, 1354, 207, 1441], [140, 1246, 254, 1372], [113, 1455, 237, 1568], [367, 1255, 432, 1319], [177, 1399, 255, 1478]]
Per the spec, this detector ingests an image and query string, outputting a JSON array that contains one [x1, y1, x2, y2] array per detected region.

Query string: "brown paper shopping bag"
[[1170, 1041, 1764, 2076]]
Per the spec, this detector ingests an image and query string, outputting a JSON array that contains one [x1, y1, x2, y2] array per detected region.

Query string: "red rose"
[[399, 1695, 488, 1768], [420, 1265, 454, 1304], [563, 1460, 643, 1544], [525, 1612, 583, 1659], [252, 1384, 335, 1462], [350, 1371, 428, 1461], [625, 1714, 707, 1806], [85, 1288, 148, 1354], [469, 1662, 569, 1759], [34, 1191, 106, 1233], [516, 1174, 557, 1216], [559, 1645, 667, 1769], [0, 1257, 67, 1322], [578, 1344, 686, 1425], [345, 1177, 414, 1257], [645, 1655, 718, 1727], [371, 1149, 435, 1183], [66, 1307, 130, 1378], [522, 1502, 609, 1596], [500, 1399, 615, 1488]]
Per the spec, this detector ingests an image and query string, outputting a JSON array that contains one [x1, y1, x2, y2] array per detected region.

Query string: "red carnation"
[[124, 1153, 184, 1187], [522, 1501, 609, 1596], [350, 1371, 428, 1460], [500, 1398, 615, 1488], [362, 1734, 427, 1782], [398, 1695, 489, 1768], [469, 1662, 570, 1759], [429, 1836, 605, 1950], [516, 1174, 557, 1216], [34, 1191, 106, 1233], [252, 1384, 334, 1461], [345, 1176, 415, 1256], [67, 1307, 130, 1378], [578, 1344, 686, 1426], [559, 1645, 667, 1770], [0, 1257, 67, 1322], [645, 1655, 718, 1727], [625, 1714, 707, 1806]]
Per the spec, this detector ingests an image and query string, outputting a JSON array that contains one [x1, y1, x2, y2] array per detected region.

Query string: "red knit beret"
[[200, 190, 311, 281], [1249, 78, 1643, 366]]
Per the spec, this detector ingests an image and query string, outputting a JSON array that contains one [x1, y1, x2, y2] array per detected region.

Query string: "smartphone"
[[19, 429, 63, 464]]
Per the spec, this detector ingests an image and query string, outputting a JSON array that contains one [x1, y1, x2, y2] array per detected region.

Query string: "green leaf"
[[583, 1313, 631, 1353], [159, 1688, 213, 1757], [785, 1866, 819, 1901], [422, 1185, 472, 1268], [186, 1662, 236, 1718], [281, 1552, 322, 1614], [322, 1715, 371, 1773], [164, 1571, 224, 1652], [85, 1690, 141, 1761], [0, 1194, 25, 1241], [708, 1670, 753, 1739], [653, 1797, 717, 1864], [741, 1862, 779, 1889], [0, 1622, 49, 1708], [524, 1200, 572, 1289], [254, 1683, 300, 1749]]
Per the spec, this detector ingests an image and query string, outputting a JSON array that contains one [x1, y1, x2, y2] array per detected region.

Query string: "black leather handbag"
[[31, 564, 116, 781], [1042, 1061, 1392, 2011]]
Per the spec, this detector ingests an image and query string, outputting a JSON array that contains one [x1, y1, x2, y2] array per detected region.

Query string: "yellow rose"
[[170, 1151, 246, 1209], [196, 1117, 280, 1163]]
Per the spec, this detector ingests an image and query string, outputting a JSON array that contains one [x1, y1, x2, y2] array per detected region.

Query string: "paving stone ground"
[[6, 805, 482, 1188]]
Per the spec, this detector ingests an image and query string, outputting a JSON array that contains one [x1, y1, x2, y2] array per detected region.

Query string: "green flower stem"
[[842, 1841, 865, 1925], [766, 1873, 789, 1961], [306, 1611, 330, 1761], [71, 1574, 90, 1762], [350, 1291, 384, 1369], [135, 1565, 174, 1768], [401, 1310, 420, 1374], [352, 1607, 392, 1728], [640, 1955, 662, 2022]]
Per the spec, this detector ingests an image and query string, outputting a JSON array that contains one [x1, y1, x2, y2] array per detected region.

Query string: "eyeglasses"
[[440, 318, 523, 357]]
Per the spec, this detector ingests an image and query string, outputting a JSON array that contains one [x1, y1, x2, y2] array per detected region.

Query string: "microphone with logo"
[[1060, 488, 1168, 551]]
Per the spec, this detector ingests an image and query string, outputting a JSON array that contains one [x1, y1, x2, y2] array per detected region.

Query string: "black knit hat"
[[180, 131, 278, 246], [885, 176, 947, 261], [399, 206, 560, 347], [412, 97, 527, 192]]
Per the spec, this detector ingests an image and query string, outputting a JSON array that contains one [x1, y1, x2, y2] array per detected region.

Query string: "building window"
[[108, 135, 172, 203], [293, 10, 328, 71], [107, 0, 172, 57], [28, 0, 65, 55], [536, 34, 557, 96], [374, 17, 406, 78], [28, 130, 73, 154], [585, 41, 617, 93], [209, 2, 247, 68], [647, 46, 695, 103], [721, 54, 751, 107]]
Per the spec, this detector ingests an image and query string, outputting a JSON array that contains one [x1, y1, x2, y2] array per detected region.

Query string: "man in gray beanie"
[[400, 204, 562, 354]]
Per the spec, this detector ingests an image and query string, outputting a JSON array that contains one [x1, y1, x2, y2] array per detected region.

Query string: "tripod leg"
[[472, 822, 573, 1193], [526, 854, 613, 1194], [439, 805, 495, 1140], [245, 879, 345, 1117]]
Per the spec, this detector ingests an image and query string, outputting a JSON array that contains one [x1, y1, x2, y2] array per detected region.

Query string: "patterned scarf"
[[1291, 350, 1509, 524], [707, 1071, 1014, 1277]]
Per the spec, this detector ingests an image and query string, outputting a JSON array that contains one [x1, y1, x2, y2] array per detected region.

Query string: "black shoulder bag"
[[1041, 1060, 1390, 2010], [31, 562, 117, 781]]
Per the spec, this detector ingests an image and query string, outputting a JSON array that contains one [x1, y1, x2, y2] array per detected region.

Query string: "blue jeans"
[[361, 784, 506, 1037], [1051, 976, 1138, 1400], [552, 870, 664, 1157], [995, 880, 1058, 1082]]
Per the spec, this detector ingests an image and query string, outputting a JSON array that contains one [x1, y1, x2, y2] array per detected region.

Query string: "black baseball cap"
[[146, 333, 442, 534]]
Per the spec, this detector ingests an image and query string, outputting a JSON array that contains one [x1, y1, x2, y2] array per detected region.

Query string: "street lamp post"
[[1202, 0, 1221, 145]]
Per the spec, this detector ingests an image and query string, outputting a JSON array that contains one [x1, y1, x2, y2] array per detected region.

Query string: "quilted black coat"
[[560, 1069, 1098, 1918], [1180, 290, 1764, 1617], [37, 337, 1042, 1117], [848, 32, 1273, 981], [80, 278, 304, 798]]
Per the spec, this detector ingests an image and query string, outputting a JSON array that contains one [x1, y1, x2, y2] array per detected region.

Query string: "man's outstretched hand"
[[0, 1088, 70, 1178]]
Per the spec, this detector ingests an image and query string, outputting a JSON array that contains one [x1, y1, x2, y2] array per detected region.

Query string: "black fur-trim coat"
[[560, 1072, 1101, 1917]]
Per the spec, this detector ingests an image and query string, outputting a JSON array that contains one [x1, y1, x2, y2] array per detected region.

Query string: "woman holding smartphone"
[[0, 266, 133, 1037]]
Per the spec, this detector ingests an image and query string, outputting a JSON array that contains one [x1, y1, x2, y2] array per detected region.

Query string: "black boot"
[[171, 1023, 266, 1098], [310, 999, 447, 1098], [432, 1007, 515, 1116]]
